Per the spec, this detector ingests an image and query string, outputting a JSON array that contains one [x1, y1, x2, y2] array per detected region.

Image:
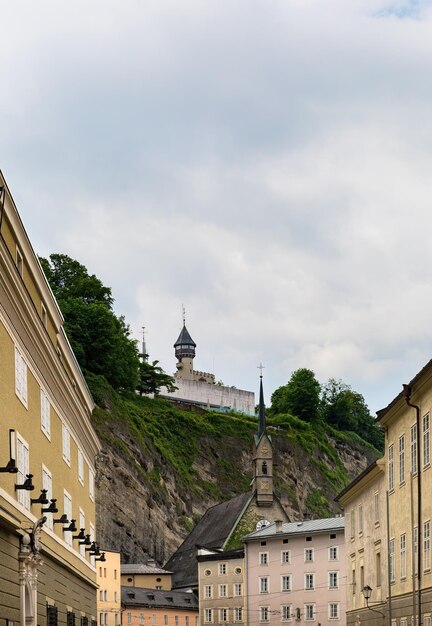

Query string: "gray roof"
[[121, 587, 198, 611], [121, 564, 173, 575], [174, 325, 196, 348], [165, 492, 252, 590], [242, 516, 345, 541]]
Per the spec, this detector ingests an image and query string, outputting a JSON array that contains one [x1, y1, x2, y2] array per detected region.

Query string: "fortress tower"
[[174, 324, 215, 384]]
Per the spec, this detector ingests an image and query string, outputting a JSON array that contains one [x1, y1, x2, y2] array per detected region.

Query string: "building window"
[[186, 618, 189, 626], [411, 424, 418, 476], [304, 605, 315, 621], [352, 568, 356, 595], [305, 574, 314, 590], [400, 533, 407, 579], [281, 575, 291, 592], [234, 608, 242, 622], [358, 505, 363, 534], [15, 346, 28, 406], [152, 615, 156, 626], [204, 610, 212, 624], [329, 572, 338, 589], [329, 546, 338, 561], [62, 424, 71, 465], [376, 552, 381, 587], [140, 614, 144, 626], [281, 606, 291, 622], [350, 509, 355, 539], [374, 493, 380, 524], [424, 520, 431, 571], [389, 538, 395, 582], [234, 583, 242, 596], [219, 563, 227, 575], [424, 414, 430, 467], [99, 613, 104, 625], [47, 605, 58, 626], [164, 617, 168, 626], [399, 435, 406, 484], [99, 590, 103, 601], [64, 491, 72, 546], [114, 592, 118, 602], [175, 617, 178, 626], [127, 614, 132, 626], [41, 389, 51, 439], [219, 584, 227, 598], [16, 433, 30, 509], [89, 468, 95, 501], [78, 449, 84, 485], [204, 585, 212, 599], [260, 577, 269, 593], [281, 550, 290, 564], [389, 444, 394, 491], [259, 607, 269, 623], [329, 603, 340, 620], [219, 610, 227, 623], [304, 548, 314, 562], [260, 552, 269, 565], [360, 565, 364, 590]]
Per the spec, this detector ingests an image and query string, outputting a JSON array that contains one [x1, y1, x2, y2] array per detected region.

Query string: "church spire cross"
[[257, 363, 265, 378]]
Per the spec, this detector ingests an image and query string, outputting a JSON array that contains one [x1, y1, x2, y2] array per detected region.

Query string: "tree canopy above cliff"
[[270, 368, 384, 451]]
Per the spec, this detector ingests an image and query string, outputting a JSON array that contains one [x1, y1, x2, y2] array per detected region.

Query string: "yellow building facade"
[[0, 172, 101, 626], [121, 563, 173, 590], [97, 551, 121, 626], [337, 360, 432, 626]]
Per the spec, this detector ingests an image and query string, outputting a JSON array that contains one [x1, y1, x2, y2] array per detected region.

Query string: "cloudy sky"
[[2, 0, 432, 413]]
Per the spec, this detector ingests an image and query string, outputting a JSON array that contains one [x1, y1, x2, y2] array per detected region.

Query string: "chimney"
[[147, 558, 156, 568], [275, 520, 283, 533]]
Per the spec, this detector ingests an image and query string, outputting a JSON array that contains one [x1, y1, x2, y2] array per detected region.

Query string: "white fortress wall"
[[161, 379, 255, 415]]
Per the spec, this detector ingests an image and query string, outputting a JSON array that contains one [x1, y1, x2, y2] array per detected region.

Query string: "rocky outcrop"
[[93, 398, 378, 565]]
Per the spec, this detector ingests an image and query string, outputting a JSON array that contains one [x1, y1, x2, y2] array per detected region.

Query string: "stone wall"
[[161, 379, 255, 415]]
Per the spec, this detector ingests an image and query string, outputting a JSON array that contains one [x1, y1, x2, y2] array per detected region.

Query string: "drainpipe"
[[403, 384, 422, 626]]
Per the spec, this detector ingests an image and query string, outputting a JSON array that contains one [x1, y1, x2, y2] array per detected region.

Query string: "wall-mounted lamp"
[[79, 534, 91, 546], [53, 514, 69, 525], [95, 552, 106, 562], [31, 489, 49, 505], [15, 474, 34, 491], [85, 541, 98, 553], [362, 585, 385, 618], [73, 528, 86, 541], [63, 519, 77, 533], [42, 499, 58, 514], [0, 430, 18, 473]]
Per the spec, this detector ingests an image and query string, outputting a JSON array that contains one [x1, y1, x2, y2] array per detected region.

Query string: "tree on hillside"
[[320, 378, 384, 449], [40, 253, 139, 391], [270, 368, 321, 422], [137, 355, 177, 396]]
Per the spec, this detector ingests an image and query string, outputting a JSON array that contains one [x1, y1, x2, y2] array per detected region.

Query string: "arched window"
[[262, 462, 268, 475]]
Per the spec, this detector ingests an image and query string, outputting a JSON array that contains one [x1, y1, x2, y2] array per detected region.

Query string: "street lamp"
[[362, 585, 385, 619]]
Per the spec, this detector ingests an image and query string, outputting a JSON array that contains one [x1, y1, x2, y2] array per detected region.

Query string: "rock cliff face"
[[92, 393, 378, 566]]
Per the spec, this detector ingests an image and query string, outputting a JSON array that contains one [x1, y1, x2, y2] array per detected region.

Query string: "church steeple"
[[257, 370, 266, 438], [253, 368, 274, 507]]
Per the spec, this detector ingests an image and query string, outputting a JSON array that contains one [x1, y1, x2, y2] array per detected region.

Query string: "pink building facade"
[[243, 518, 346, 626]]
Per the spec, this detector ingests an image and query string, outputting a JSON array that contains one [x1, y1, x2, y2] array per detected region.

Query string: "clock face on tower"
[[256, 519, 271, 531]]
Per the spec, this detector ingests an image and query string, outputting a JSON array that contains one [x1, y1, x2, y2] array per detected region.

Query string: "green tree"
[[137, 355, 177, 396], [270, 368, 321, 422], [40, 253, 139, 391], [320, 378, 384, 450]]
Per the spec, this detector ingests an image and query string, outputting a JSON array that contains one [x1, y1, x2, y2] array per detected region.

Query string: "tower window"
[[262, 462, 268, 475]]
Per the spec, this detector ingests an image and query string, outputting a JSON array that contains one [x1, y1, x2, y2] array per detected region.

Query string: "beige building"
[[121, 563, 173, 590], [97, 550, 121, 626], [337, 359, 432, 626], [197, 548, 245, 626], [336, 460, 386, 624], [121, 587, 199, 626], [0, 172, 101, 626]]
